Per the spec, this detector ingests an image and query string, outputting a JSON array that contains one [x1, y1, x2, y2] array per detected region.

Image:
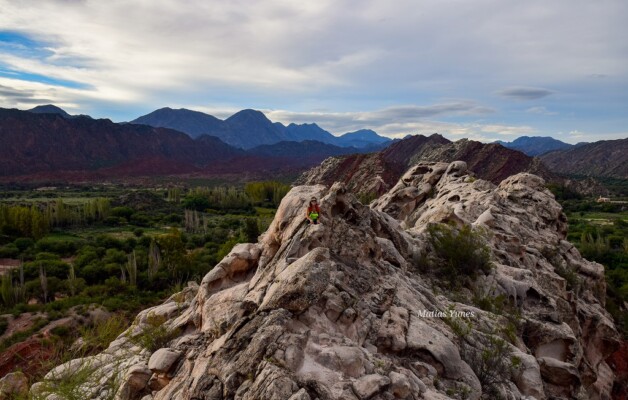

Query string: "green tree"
[[243, 217, 260, 242], [156, 229, 188, 278], [148, 239, 161, 282]]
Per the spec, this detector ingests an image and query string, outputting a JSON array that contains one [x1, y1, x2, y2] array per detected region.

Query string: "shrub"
[[36, 238, 78, 256], [51, 325, 71, 337], [130, 212, 152, 227], [471, 291, 523, 344], [472, 293, 510, 315], [14, 237, 35, 252], [128, 313, 180, 352], [79, 314, 128, 354], [542, 246, 583, 295], [37, 356, 122, 400], [102, 296, 127, 311], [104, 216, 126, 226], [460, 335, 521, 399], [0, 316, 8, 336], [0, 243, 19, 258], [242, 217, 260, 243], [110, 206, 134, 221], [426, 223, 492, 287], [358, 192, 378, 205]]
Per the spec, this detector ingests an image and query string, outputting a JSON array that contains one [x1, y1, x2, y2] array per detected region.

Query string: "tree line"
[[0, 198, 111, 239]]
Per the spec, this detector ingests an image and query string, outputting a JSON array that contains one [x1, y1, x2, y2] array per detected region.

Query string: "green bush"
[[473, 293, 510, 315], [110, 206, 135, 221], [104, 216, 126, 226], [0, 316, 8, 336], [51, 325, 71, 337], [130, 212, 152, 227], [128, 313, 180, 352], [36, 238, 78, 256], [79, 314, 128, 354], [0, 243, 19, 258], [426, 223, 492, 287], [242, 217, 260, 243], [460, 335, 521, 399], [14, 237, 35, 252]]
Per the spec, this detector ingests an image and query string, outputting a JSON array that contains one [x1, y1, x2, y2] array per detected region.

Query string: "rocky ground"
[[25, 161, 622, 400]]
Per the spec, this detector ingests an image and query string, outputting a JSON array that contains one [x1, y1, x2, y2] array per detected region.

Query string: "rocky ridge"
[[540, 138, 628, 179], [31, 161, 620, 399], [296, 136, 557, 198]]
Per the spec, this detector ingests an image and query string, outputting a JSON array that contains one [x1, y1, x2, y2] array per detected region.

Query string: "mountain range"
[[131, 107, 392, 150], [0, 105, 624, 191], [28, 104, 93, 120], [540, 138, 628, 179], [297, 133, 556, 196], [0, 108, 242, 178], [494, 136, 581, 156], [0, 107, 377, 182]]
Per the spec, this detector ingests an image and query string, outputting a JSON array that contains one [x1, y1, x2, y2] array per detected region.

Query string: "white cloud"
[[479, 124, 536, 136], [183, 104, 534, 142], [526, 106, 558, 115], [0, 0, 626, 138], [568, 130, 587, 140]]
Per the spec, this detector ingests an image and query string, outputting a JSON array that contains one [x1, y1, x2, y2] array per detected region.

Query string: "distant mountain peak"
[[336, 129, 391, 147], [226, 109, 270, 122], [142, 107, 217, 118], [496, 136, 573, 156], [28, 104, 72, 118], [132, 107, 394, 150]]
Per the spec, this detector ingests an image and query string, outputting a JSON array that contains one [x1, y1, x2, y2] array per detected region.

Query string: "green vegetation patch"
[[425, 223, 493, 288]]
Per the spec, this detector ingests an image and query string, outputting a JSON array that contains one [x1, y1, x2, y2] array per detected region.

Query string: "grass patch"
[[128, 313, 180, 352]]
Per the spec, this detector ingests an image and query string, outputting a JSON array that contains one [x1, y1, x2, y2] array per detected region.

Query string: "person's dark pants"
[[305, 219, 318, 224]]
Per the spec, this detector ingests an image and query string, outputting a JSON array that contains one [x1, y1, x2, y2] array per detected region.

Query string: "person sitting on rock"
[[306, 197, 321, 224]]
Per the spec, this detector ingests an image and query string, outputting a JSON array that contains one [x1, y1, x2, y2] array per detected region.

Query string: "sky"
[[0, 0, 627, 143]]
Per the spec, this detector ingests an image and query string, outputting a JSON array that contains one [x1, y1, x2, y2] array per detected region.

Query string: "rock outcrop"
[[33, 161, 620, 400], [296, 135, 557, 199]]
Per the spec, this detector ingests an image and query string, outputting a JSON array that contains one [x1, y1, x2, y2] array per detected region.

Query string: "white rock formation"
[[33, 161, 620, 400]]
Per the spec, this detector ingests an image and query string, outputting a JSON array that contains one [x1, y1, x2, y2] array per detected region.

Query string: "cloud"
[[264, 102, 494, 131], [479, 124, 536, 136], [0, 1, 625, 139], [526, 106, 558, 115], [0, 78, 80, 110], [497, 87, 554, 101], [0, 83, 53, 105], [197, 103, 532, 142], [569, 130, 584, 138]]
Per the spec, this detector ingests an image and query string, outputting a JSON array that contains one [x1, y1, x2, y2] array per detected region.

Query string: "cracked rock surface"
[[33, 161, 620, 400]]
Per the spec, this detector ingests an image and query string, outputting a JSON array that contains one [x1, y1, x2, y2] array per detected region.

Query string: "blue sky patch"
[[0, 31, 54, 59], [0, 31, 89, 89], [0, 66, 89, 89]]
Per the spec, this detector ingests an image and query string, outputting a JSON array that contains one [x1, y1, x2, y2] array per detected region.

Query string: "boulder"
[[148, 348, 182, 374], [0, 372, 28, 399], [352, 374, 390, 399]]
